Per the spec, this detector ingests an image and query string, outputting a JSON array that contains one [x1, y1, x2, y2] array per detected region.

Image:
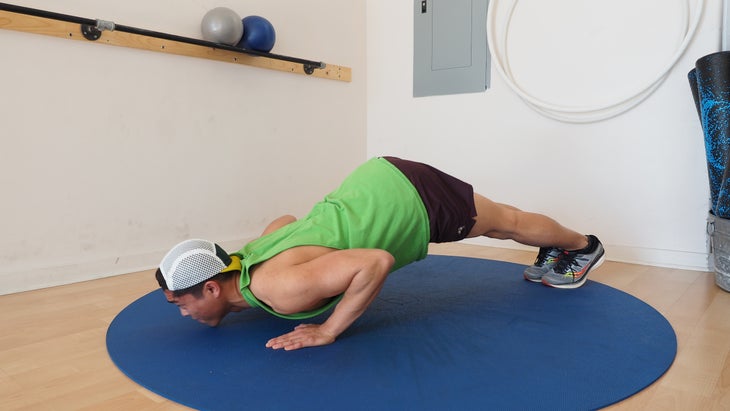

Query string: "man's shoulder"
[[254, 245, 338, 273]]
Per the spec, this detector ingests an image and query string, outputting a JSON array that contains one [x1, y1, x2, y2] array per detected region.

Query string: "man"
[[156, 157, 604, 351]]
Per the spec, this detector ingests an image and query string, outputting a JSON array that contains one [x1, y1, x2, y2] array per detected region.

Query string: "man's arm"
[[263, 248, 395, 351]]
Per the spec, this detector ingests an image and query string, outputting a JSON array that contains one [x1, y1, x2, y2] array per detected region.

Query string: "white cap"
[[159, 239, 231, 291]]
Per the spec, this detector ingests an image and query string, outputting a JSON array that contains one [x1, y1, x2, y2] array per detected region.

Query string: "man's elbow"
[[281, 214, 297, 223], [261, 215, 298, 236], [375, 250, 395, 274], [273, 214, 297, 227]]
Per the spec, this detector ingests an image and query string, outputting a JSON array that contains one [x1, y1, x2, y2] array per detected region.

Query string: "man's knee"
[[486, 207, 521, 239], [470, 196, 521, 239]]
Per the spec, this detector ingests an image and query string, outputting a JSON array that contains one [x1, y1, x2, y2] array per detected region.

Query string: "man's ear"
[[203, 280, 221, 297]]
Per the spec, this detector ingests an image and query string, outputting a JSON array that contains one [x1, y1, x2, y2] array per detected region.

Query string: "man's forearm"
[[318, 250, 394, 339], [265, 248, 395, 350]]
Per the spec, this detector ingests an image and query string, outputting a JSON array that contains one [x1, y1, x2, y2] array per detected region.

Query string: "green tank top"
[[233, 157, 430, 319]]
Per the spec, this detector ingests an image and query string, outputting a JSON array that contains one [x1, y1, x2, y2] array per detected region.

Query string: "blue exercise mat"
[[107, 255, 676, 410]]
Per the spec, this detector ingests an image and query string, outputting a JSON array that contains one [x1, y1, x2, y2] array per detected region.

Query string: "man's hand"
[[266, 324, 335, 351]]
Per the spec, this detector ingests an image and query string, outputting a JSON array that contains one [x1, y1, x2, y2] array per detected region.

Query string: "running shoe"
[[541, 235, 605, 289], [523, 247, 563, 282]]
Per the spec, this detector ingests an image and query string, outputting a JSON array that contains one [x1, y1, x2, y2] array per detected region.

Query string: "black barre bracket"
[[81, 19, 115, 41], [303, 64, 318, 75], [80, 24, 101, 40]]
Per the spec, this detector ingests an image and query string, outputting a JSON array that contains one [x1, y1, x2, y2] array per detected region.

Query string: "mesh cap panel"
[[160, 239, 228, 291]]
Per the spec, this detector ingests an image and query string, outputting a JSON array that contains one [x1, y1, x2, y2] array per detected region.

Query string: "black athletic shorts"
[[384, 156, 476, 243]]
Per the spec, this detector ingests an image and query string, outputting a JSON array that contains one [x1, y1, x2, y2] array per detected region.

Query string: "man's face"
[[164, 287, 227, 327]]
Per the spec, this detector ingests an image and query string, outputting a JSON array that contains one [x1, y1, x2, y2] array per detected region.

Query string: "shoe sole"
[[541, 254, 605, 289], [523, 274, 543, 283]]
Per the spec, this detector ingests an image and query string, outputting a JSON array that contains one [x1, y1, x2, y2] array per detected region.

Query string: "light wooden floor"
[[1, 243, 729, 410]]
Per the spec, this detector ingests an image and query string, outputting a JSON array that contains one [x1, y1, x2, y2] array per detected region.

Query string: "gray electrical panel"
[[413, 0, 490, 97]]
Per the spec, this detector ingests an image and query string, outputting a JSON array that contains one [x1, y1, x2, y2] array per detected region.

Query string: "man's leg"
[[466, 193, 604, 288], [466, 193, 588, 250]]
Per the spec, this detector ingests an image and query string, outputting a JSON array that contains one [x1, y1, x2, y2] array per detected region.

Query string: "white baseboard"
[[0, 252, 161, 296], [460, 238, 711, 272], [0, 238, 252, 296], [1, 237, 711, 296]]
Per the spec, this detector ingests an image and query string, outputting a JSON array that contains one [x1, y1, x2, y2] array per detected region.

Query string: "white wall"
[[367, 0, 720, 270], [0, 0, 366, 294], [1, 0, 720, 295]]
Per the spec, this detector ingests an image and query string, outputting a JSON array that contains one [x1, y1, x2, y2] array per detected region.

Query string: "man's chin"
[[199, 315, 227, 327]]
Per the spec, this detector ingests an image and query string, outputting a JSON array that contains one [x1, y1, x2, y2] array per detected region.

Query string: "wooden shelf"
[[0, 3, 352, 82]]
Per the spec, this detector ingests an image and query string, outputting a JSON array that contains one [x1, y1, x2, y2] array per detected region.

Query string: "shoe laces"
[[552, 251, 581, 275], [534, 247, 561, 267]]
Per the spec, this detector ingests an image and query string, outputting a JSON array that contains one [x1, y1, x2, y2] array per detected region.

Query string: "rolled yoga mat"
[[690, 51, 730, 217], [107, 255, 677, 411]]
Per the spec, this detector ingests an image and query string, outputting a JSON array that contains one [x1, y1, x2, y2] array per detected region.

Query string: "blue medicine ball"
[[236, 16, 276, 52]]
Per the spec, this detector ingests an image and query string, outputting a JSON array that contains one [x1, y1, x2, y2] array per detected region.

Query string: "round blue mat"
[[107, 255, 676, 410]]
